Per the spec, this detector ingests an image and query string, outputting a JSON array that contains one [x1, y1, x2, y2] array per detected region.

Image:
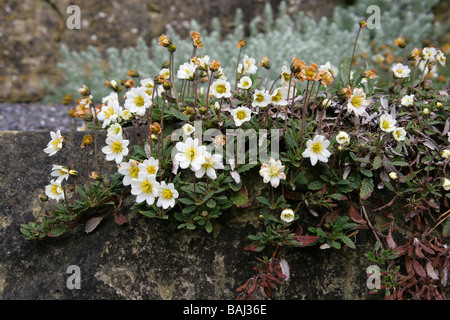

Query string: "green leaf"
[[308, 180, 325, 190], [170, 108, 189, 121], [206, 199, 216, 208], [373, 155, 383, 170], [386, 161, 409, 167], [205, 221, 213, 233], [230, 192, 249, 207], [360, 177, 374, 200], [443, 217, 450, 236], [50, 225, 67, 237], [140, 210, 157, 218], [237, 163, 257, 173], [339, 235, 356, 249], [360, 168, 373, 177], [256, 196, 271, 206]]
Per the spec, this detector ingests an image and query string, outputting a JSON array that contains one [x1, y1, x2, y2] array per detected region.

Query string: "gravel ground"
[[0, 102, 84, 132]]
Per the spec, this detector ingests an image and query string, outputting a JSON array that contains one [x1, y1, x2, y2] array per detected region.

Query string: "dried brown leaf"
[[85, 216, 104, 233]]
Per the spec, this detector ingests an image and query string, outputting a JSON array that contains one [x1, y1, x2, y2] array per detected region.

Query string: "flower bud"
[[441, 149, 450, 158], [389, 172, 398, 180], [150, 122, 162, 135], [78, 85, 90, 96], [322, 99, 332, 108], [161, 61, 171, 69], [359, 20, 367, 28], [163, 80, 172, 91], [81, 134, 93, 148], [158, 34, 171, 47], [237, 39, 246, 49], [69, 169, 79, 177], [39, 194, 48, 202], [124, 78, 135, 88], [83, 112, 93, 122], [167, 44, 177, 53], [259, 56, 271, 69], [62, 93, 73, 105], [110, 80, 119, 91]]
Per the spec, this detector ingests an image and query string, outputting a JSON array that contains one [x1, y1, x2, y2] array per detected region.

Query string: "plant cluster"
[[22, 18, 450, 300]]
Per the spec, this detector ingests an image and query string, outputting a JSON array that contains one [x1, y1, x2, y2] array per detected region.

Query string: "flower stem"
[[348, 25, 362, 85]]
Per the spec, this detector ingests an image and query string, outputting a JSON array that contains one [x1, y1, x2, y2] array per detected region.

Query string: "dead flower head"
[[190, 31, 203, 48]]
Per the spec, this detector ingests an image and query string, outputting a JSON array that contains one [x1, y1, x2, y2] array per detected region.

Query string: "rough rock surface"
[[0, 129, 380, 300]]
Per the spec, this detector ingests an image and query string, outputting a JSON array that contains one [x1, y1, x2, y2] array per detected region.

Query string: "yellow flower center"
[[271, 91, 282, 102], [351, 96, 363, 108], [397, 69, 403, 74], [141, 180, 153, 193], [51, 138, 61, 149], [130, 166, 139, 178], [185, 148, 197, 161], [111, 141, 123, 153], [105, 107, 114, 119], [202, 157, 214, 169], [162, 188, 173, 200], [311, 142, 323, 154], [268, 165, 280, 177], [216, 84, 226, 94], [135, 96, 145, 107], [382, 121, 390, 130], [255, 93, 265, 103], [51, 184, 61, 195], [236, 110, 247, 120], [146, 166, 156, 175], [242, 80, 250, 87]]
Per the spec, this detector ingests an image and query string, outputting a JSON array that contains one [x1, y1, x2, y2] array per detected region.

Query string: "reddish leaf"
[[295, 235, 319, 247], [114, 211, 128, 226], [413, 258, 427, 277], [349, 205, 367, 225], [387, 225, 397, 249]]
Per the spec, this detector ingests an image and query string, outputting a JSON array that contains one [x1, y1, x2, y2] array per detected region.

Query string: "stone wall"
[[0, 129, 381, 300], [0, 0, 345, 102]]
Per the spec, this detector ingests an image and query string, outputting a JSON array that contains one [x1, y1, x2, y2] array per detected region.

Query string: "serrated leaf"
[[373, 155, 383, 170], [360, 177, 374, 200]]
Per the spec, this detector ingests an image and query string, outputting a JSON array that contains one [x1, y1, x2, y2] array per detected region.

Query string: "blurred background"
[[0, 0, 449, 130]]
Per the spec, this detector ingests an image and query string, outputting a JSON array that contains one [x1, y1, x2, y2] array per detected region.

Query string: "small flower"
[[423, 107, 430, 115], [45, 179, 65, 202], [101, 133, 129, 164], [118, 159, 141, 186], [230, 106, 252, 127], [336, 131, 350, 146], [389, 172, 398, 180], [441, 150, 450, 158], [238, 76, 252, 90], [270, 87, 289, 106], [140, 78, 155, 96], [392, 63, 411, 79], [156, 181, 179, 209], [302, 135, 332, 166], [138, 157, 159, 176], [401, 94, 414, 107], [238, 55, 257, 75], [435, 50, 446, 66], [44, 130, 64, 156], [190, 31, 203, 48], [392, 127, 407, 141], [195, 151, 224, 180], [319, 61, 338, 77], [97, 99, 122, 128], [259, 56, 271, 69], [237, 39, 246, 49], [158, 34, 172, 47], [107, 123, 123, 138], [442, 178, 450, 191], [259, 158, 286, 188], [280, 208, 295, 223], [347, 88, 370, 116], [177, 61, 197, 80], [174, 137, 206, 171], [210, 79, 232, 99], [50, 165, 70, 182], [182, 123, 195, 136], [422, 47, 437, 61], [130, 171, 160, 205], [280, 65, 294, 87], [252, 89, 271, 108], [124, 86, 151, 117], [379, 114, 397, 132]]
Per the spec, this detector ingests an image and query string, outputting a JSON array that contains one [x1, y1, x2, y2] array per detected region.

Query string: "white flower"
[[336, 131, 350, 146], [238, 55, 257, 75], [389, 172, 398, 180], [319, 61, 338, 77], [347, 88, 370, 116], [401, 94, 414, 107], [210, 79, 232, 99], [230, 106, 252, 127], [442, 150, 450, 159], [101, 133, 129, 164], [379, 114, 397, 132], [156, 181, 179, 209], [177, 61, 197, 80], [159, 68, 170, 79], [195, 151, 224, 180], [45, 179, 65, 202], [280, 208, 295, 223], [422, 47, 437, 61], [392, 63, 411, 79], [259, 158, 286, 188], [50, 165, 70, 182], [44, 130, 64, 156], [252, 89, 271, 108], [270, 87, 289, 106], [280, 65, 294, 86], [302, 135, 332, 166], [130, 171, 159, 205], [435, 50, 446, 66], [124, 86, 151, 117], [138, 157, 159, 176], [182, 123, 195, 136], [102, 92, 119, 106], [118, 159, 140, 186], [107, 123, 123, 137], [140, 78, 155, 96], [442, 178, 450, 191], [97, 99, 122, 128], [238, 76, 252, 90], [392, 127, 406, 141], [120, 109, 133, 121], [174, 137, 206, 171], [195, 55, 210, 71]]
